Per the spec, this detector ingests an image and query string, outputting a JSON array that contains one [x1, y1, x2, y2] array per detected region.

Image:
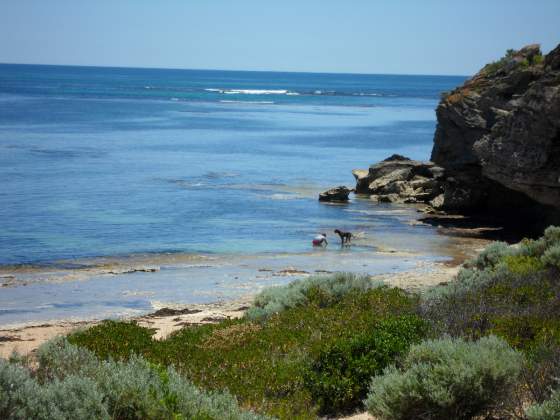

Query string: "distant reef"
[[351, 43, 560, 232]]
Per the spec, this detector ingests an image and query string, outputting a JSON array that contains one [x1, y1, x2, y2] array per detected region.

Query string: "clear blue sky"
[[1, 0, 558, 75]]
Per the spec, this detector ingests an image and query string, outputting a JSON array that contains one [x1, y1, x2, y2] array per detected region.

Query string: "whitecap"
[[219, 100, 274, 104], [224, 89, 288, 95]]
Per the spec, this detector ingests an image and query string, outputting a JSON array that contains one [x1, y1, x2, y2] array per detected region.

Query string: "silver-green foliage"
[[526, 388, 560, 420], [1, 338, 269, 420], [541, 244, 560, 269], [0, 359, 45, 419], [424, 226, 560, 304], [365, 336, 523, 420], [246, 272, 383, 320], [468, 241, 514, 270], [45, 376, 109, 420]]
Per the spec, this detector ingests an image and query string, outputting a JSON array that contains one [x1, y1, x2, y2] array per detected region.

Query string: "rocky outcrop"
[[431, 43, 560, 214], [319, 186, 352, 202], [352, 155, 445, 204]]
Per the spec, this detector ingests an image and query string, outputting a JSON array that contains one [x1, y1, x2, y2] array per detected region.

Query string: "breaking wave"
[[205, 87, 386, 97]]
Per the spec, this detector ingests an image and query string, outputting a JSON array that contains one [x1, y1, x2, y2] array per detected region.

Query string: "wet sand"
[[0, 253, 477, 359], [0, 210, 492, 359]]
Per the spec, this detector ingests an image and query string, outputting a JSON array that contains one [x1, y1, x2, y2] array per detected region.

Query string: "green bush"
[[45, 376, 109, 420], [422, 228, 560, 346], [5, 339, 267, 420], [0, 359, 45, 419], [543, 226, 560, 246], [68, 320, 154, 361], [468, 241, 513, 269], [365, 336, 523, 420], [502, 254, 544, 275], [523, 341, 560, 404], [36, 335, 100, 381], [246, 272, 382, 321], [542, 244, 560, 269], [526, 389, 560, 420], [303, 315, 427, 414], [69, 286, 419, 418]]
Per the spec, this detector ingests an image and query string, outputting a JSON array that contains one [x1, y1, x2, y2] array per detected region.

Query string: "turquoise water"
[[0, 64, 465, 265]]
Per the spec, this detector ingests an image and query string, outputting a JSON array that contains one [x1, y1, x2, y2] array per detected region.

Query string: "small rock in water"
[[318, 186, 352, 202]]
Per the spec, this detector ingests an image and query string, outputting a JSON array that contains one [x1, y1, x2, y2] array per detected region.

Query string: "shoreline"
[[0, 257, 469, 359], [0, 212, 493, 358]]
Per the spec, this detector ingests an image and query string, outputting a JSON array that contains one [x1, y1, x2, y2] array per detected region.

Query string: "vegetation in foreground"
[[2, 228, 560, 419], [68, 275, 425, 417]]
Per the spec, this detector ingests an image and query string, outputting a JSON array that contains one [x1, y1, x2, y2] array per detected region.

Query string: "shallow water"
[[0, 65, 466, 324]]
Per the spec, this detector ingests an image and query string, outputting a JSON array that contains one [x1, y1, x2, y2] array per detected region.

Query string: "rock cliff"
[[352, 43, 559, 229], [432, 43, 560, 214]]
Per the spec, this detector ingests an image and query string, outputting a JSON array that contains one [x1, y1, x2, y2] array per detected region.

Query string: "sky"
[[1, 0, 559, 76]]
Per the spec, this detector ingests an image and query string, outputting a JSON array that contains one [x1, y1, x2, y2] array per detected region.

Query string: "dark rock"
[[319, 186, 352, 202], [383, 154, 411, 162], [431, 43, 560, 222], [147, 307, 203, 317]]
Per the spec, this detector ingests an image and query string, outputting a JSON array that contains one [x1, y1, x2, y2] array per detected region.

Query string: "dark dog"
[[334, 229, 352, 245]]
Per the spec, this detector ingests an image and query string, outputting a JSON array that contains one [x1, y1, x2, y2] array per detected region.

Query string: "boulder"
[[319, 186, 352, 202], [353, 155, 445, 205]]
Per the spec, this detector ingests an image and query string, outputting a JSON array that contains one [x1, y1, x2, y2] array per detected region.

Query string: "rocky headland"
[[349, 43, 560, 233]]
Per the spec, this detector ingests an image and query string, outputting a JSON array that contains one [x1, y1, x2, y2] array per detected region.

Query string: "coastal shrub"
[[482, 48, 516, 74], [544, 225, 560, 246], [523, 341, 560, 404], [164, 367, 270, 420], [526, 389, 560, 420], [0, 359, 45, 419], [423, 229, 560, 345], [424, 267, 560, 346], [246, 272, 383, 321], [542, 244, 560, 268], [502, 254, 544, 275], [36, 336, 100, 381], [468, 241, 513, 270], [303, 315, 427, 413], [489, 314, 560, 351], [45, 376, 109, 420], [365, 336, 523, 420], [68, 320, 154, 361], [6, 338, 268, 420], [94, 355, 268, 420], [71, 284, 420, 418]]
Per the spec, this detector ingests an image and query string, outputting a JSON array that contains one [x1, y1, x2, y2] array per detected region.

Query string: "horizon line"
[[0, 61, 470, 78]]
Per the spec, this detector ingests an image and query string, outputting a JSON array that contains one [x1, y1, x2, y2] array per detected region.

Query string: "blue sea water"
[[0, 64, 465, 266]]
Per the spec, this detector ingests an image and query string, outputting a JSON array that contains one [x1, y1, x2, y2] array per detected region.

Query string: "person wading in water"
[[312, 233, 328, 247]]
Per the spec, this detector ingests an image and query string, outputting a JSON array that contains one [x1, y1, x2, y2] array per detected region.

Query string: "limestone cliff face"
[[431, 43, 560, 211]]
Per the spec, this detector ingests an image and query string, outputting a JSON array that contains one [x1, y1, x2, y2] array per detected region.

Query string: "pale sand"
[[0, 256, 468, 360]]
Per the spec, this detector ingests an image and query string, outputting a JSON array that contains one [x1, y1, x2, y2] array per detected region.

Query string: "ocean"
[[0, 64, 467, 324]]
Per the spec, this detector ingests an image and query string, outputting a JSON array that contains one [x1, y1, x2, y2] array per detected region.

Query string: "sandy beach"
[[0, 247, 477, 359]]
